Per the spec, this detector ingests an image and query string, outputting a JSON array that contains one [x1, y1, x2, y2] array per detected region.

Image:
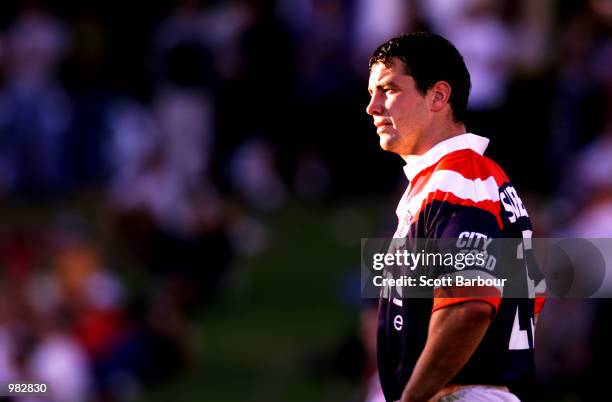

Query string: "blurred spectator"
[[26, 325, 91, 402], [109, 86, 217, 235], [229, 138, 286, 211], [150, 0, 251, 83], [446, 0, 515, 111], [421, 0, 515, 121], [0, 5, 71, 197], [62, 11, 113, 188], [351, 0, 416, 74]]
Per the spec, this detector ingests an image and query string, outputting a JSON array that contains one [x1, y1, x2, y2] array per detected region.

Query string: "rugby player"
[[366, 32, 545, 402]]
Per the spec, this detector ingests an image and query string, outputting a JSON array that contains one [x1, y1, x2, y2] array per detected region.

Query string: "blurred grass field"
[[136, 200, 385, 402], [0, 194, 383, 402]]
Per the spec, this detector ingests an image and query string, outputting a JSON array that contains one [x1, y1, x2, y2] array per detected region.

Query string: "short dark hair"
[[369, 32, 471, 123]]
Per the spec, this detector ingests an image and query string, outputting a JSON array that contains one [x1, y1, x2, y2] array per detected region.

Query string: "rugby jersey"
[[377, 133, 545, 401]]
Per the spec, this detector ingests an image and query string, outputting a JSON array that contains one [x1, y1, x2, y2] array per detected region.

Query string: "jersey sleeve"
[[428, 203, 504, 314], [417, 168, 505, 314]]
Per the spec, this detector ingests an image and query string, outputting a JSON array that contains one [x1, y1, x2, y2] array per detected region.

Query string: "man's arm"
[[399, 300, 493, 402]]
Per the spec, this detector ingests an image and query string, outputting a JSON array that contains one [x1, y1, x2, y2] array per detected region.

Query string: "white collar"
[[402, 133, 490, 181]]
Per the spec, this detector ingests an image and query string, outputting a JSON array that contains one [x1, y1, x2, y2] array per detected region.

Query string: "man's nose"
[[366, 93, 383, 116]]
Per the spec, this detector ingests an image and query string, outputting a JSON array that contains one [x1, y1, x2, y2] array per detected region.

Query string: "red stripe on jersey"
[[412, 149, 509, 188], [433, 284, 502, 314], [535, 295, 546, 315], [432, 297, 501, 314]]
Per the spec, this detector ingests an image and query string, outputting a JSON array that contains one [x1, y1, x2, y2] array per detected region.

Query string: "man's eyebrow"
[[369, 79, 398, 94], [379, 79, 397, 88]]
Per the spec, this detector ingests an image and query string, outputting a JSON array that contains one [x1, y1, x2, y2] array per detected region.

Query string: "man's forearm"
[[399, 301, 493, 402]]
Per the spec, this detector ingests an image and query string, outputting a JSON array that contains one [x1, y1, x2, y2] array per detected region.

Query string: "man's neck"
[[400, 122, 467, 162]]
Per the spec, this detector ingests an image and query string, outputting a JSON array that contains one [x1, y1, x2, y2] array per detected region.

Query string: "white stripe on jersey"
[[397, 169, 500, 219], [403, 133, 490, 181]]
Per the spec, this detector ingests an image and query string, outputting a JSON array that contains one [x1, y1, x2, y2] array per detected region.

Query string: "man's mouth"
[[375, 121, 392, 132], [374, 118, 392, 127]]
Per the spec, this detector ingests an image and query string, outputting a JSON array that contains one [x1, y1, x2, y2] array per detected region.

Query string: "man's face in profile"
[[366, 58, 431, 156]]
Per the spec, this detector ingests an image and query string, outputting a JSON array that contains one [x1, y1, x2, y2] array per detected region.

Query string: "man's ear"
[[430, 81, 452, 113]]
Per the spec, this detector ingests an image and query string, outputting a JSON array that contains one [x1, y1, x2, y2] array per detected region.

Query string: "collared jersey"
[[377, 133, 545, 402]]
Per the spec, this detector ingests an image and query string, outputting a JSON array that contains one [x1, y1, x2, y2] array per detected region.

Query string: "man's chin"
[[379, 136, 398, 153]]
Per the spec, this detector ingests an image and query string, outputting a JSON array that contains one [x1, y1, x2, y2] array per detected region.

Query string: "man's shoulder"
[[401, 149, 505, 227], [410, 148, 511, 200], [433, 149, 509, 187]]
